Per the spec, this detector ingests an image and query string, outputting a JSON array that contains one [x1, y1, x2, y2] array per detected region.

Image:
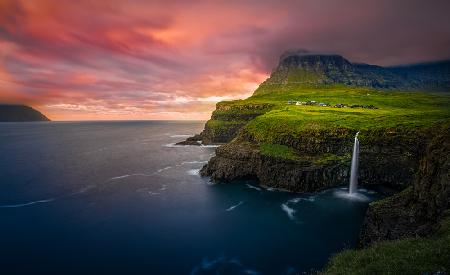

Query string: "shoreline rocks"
[[175, 134, 203, 146]]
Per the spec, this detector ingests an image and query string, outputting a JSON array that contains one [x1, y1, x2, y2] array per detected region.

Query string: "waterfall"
[[349, 132, 360, 194]]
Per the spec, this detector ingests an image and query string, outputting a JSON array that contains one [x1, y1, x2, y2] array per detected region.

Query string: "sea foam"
[[289, 196, 316, 203], [157, 166, 172, 173], [245, 184, 262, 191], [281, 203, 296, 220], [181, 160, 208, 165], [108, 173, 151, 180], [170, 134, 192, 138], [0, 198, 55, 208], [187, 169, 201, 176], [333, 190, 370, 201], [225, 201, 244, 212]]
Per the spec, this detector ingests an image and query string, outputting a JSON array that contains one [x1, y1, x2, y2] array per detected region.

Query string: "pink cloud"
[[1, 0, 449, 120]]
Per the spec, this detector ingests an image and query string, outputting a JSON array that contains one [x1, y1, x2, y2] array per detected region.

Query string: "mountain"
[[0, 105, 50, 122], [255, 50, 450, 94]]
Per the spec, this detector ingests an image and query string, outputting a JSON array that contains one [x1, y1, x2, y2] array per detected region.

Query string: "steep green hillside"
[[200, 101, 274, 144]]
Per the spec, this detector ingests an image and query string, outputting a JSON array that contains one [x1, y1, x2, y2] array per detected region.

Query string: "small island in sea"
[[0, 105, 50, 122]]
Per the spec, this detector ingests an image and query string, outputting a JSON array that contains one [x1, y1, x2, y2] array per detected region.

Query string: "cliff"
[[199, 101, 274, 144], [0, 105, 50, 122], [358, 125, 450, 247], [201, 126, 430, 192], [323, 128, 450, 273]]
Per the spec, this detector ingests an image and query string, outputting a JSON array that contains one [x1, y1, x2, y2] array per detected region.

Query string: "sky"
[[1, 0, 449, 120]]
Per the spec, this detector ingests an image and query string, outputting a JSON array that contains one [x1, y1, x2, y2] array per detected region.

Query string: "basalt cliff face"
[[358, 126, 450, 247], [201, 127, 426, 192]]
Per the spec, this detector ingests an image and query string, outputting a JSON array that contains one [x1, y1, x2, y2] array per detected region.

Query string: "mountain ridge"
[[255, 50, 450, 93]]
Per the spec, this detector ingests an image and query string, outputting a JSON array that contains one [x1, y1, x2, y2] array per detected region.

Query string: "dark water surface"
[[0, 121, 379, 274]]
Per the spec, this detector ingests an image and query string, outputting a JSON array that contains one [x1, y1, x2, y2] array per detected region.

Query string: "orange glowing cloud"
[[1, 0, 449, 120]]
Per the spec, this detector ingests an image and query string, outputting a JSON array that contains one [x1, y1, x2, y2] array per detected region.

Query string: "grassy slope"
[[217, 85, 450, 159], [259, 143, 298, 160], [322, 212, 450, 275], [248, 85, 450, 131]]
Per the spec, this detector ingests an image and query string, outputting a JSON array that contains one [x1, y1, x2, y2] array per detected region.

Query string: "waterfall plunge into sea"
[[334, 131, 369, 201], [349, 132, 360, 194]]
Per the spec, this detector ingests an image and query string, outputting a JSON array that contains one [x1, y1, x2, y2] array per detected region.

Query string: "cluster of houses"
[[288, 100, 329, 107], [332, 103, 378, 109], [287, 100, 378, 109]]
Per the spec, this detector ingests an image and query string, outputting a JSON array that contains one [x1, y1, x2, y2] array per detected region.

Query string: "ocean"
[[0, 121, 378, 274]]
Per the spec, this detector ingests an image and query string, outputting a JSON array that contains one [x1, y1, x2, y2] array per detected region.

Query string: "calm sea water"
[[0, 121, 379, 274]]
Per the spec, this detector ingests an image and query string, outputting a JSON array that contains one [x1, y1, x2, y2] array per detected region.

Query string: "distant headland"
[[0, 104, 50, 122]]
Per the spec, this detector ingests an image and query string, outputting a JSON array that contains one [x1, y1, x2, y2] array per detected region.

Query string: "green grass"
[[322, 213, 450, 275], [259, 143, 298, 160], [236, 86, 450, 143], [205, 119, 246, 128], [205, 84, 449, 147]]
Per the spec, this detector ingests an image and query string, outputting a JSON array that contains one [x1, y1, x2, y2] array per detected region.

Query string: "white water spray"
[[349, 132, 360, 194]]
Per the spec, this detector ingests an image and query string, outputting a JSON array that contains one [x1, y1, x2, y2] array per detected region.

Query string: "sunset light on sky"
[[1, 0, 449, 120]]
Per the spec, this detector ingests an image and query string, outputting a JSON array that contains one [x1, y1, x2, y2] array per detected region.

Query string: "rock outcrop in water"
[[175, 134, 202, 146], [0, 104, 50, 122]]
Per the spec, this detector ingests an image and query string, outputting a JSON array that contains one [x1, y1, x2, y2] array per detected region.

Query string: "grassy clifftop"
[[322, 212, 450, 275], [245, 85, 449, 141], [205, 85, 449, 157], [200, 101, 274, 144]]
